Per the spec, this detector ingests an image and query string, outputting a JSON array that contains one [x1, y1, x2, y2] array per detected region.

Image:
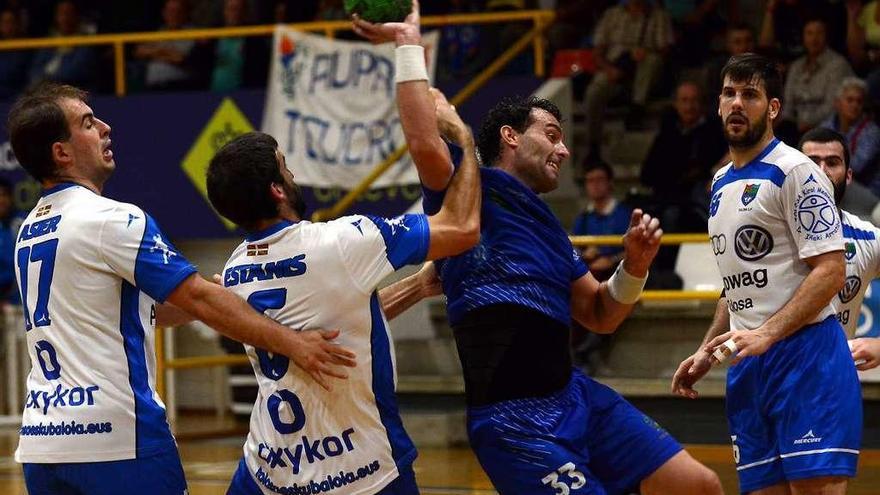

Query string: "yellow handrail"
[[571, 233, 710, 246], [310, 17, 554, 221], [0, 10, 555, 96], [154, 233, 721, 403]]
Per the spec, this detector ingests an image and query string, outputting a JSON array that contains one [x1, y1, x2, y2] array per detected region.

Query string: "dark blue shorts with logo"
[[467, 369, 682, 495]]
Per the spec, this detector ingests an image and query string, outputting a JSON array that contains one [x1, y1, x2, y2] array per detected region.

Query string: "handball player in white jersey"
[[672, 54, 861, 494], [799, 127, 880, 368], [6, 82, 356, 495], [208, 87, 481, 493]]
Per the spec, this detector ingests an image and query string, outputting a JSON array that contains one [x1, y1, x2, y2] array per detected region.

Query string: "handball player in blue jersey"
[[353, 3, 723, 494]]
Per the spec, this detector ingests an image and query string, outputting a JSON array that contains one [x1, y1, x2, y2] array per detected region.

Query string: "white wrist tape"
[[606, 264, 647, 304], [395, 45, 428, 83], [712, 338, 738, 363]]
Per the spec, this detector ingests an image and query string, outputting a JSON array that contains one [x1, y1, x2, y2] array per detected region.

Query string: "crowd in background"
[[3, 0, 880, 279], [2, 0, 880, 373]]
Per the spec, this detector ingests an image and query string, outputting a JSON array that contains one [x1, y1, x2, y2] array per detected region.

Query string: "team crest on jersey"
[[149, 234, 178, 264], [35, 205, 52, 217], [247, 243, 269, 256], [839, 275, 861, 303], [741, 184, 760, 206], [845, 242, 857, 261], [709, 192, 722, 217]]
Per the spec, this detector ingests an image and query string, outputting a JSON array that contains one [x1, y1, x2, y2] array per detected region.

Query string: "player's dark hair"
[[719, 53, 783, 102], [583, 160, 614, 180], [477, 96, 562, 166], [7, 82, 87, 182], [207, 132, 286, 230], [799, 127, 851, 171]]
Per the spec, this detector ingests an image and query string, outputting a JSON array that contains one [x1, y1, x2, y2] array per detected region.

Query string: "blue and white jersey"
[[708, 139, 844, 331], [423, 167, 588, 326], [833, 210, 880, 337], [14, 183, 197, 463], [222, 214, 429, 495]]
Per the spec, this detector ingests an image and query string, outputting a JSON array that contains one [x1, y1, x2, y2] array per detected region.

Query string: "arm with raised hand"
[[352, 0, 455, 190], [570, 210, 662, 333]]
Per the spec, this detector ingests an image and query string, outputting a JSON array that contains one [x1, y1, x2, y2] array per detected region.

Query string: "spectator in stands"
[[546, 0, 612, 57], [666, 0, 722, 67], [583, 0, 673, 157], [778, 17, 854, 145], [436, 0, 487, 84], [641, 80, 727, 233], [209, 0, 269, 91], [270, 0, 317, 23], [315, 0, 347, 20], [572, 161, 631, 282], [28, 1, 97, 89], [821, 77, 880, 198], [134, 0, 202, 91], [846, 0, 880, 101], [0, 8, 30, 100], [704, 22, 754, 99], [0, 179, 15, 302], [4, 0, 29, 37], [570, 160, 630, 375], [759, 0, 847, 64]]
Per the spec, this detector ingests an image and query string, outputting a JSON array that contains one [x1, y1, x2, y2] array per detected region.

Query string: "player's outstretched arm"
[[167, 274, 357, 391], [154, 302, 195, 327], [851, 338, 880, 370], [705, 250, 845, 364], [379, 262, 442, 320], [570, 209, 661, 333], [672, 296, 729, 398], [353, 0, 455, 190]]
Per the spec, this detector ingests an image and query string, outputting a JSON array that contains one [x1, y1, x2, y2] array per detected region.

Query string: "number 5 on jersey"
[[542, 462, 587, 494], [17, 239, 59, 331]]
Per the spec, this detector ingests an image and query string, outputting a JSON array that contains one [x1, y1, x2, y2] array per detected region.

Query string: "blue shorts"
[[227, 457, 419, 495], [23, 448, 186, 495], [726, 316, 862, 493], [467, 369, 682, 495]]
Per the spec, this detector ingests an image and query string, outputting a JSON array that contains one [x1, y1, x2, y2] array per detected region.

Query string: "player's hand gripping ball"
[[345, 0, 413, 22]]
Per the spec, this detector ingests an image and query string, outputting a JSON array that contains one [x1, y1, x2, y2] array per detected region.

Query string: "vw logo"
[[839, 276, 862, 304], [710, 234, 726, 255], [734, 225, 773, 261]]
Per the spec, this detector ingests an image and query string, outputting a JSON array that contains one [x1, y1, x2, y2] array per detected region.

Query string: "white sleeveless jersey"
[[832, 210, 880, 337], [708, 139, 844, 331], [14, 183, 197, 463], [222, 214, 429, 495]]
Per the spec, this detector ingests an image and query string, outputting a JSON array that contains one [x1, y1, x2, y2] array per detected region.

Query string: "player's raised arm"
[[570, 209, 661, 333], [353, 0, 454, 190], [422, 90, 481, 260]]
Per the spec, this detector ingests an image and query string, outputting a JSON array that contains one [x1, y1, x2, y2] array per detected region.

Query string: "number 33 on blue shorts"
[[466, 371, 682, 495]]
